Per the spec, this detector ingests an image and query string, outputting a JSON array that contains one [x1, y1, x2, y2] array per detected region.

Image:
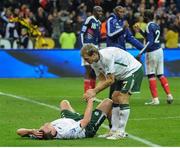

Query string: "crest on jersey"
[[94, 111, 99, 116]]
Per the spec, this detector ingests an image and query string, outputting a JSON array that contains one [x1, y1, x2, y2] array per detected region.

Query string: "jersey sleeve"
[[80, 17, 93, 45], [145, 24, 154, 48], [107, 17, 124, 37], [81, 17, 92, 33], [125, 28, 144, 50]]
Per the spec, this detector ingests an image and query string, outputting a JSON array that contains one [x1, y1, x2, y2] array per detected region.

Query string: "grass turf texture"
[[0, 77, 179, 146]]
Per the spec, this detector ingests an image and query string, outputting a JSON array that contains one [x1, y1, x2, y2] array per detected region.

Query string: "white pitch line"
[[130, 116, 180, 121], [0, 91, 161, 147], [0, 91, 59, 111]]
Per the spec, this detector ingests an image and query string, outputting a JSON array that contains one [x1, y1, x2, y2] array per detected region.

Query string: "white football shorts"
[[145, 48, 164, 75]]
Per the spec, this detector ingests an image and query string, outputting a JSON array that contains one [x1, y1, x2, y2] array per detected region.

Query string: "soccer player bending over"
[[17, 98, 112, 139], [81, 44, 144, 140], [135, 10, 173, 105]]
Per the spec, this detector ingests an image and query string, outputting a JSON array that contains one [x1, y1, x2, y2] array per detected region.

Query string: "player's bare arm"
[[80, 98, 94, 128], [94, 73, 115, 94], [17, 128, 43, 138], [83, 73, 115, 100]]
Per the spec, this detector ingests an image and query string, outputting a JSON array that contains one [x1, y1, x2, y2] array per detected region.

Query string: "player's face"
[[83, 53, 98, 64], [40, 123, 56, 137], [95, 8, 103, 19], [116, 8, 125, 19]]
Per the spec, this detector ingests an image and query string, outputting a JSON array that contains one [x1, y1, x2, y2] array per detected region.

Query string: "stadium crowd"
[[0, 0, 180, 49]]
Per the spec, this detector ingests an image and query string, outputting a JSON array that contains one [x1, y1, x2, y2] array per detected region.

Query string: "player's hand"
[[83, 89, 96, 101], [133, 24, 140, 32], [32, 129, 44, 139], [123, 20, 129, 28]]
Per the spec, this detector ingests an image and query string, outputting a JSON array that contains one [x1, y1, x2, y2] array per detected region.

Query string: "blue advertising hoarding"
[[0, 48, 179, 78]]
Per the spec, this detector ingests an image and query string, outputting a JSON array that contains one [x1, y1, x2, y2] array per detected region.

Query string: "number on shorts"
[[122, 81, 128, 89]]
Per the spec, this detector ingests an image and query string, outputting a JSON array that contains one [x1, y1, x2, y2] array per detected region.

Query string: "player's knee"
[[60, 100, 70, 108], [112, 91, 121, 103], [157, 74, 163, 79], [147, 74, 156, 79], [103, 98, 113, 106]]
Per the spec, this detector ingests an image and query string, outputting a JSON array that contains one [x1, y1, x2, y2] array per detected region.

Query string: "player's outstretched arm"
[[83, 73, 114, 101], [80, 98, 94, 128], [94, 73, 115, 94]]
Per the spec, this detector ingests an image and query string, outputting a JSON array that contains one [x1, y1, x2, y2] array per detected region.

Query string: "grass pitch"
[[0, 77, 180, 146]]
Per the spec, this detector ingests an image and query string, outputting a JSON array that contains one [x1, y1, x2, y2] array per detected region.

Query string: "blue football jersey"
[[106, 13, 125, 49], [145, 22, 161, 52], [106, 13, 144, 50], [80, 16, 101, 46]]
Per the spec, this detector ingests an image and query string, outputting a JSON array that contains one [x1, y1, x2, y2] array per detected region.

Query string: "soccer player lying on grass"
[[16, 98, 112, 140]]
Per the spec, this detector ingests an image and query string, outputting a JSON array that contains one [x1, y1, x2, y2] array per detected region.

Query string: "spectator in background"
[[77, 3, 87, 23], [74, 15, 84, 38], [99, 16, 107, 48], [5, 19, 19, 41], [164, 25, 179, 48], [1, 7, 15, 37], [35, 7, 49, 35], [48, 9, 62, 48], [17, 27, 29, 48], [59, 20, 76, 49], [133, 15, 146, 44]]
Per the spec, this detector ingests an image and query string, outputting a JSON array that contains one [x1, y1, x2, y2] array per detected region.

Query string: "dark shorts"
[[60, 109, 106, 137], [110, 66, 144, 95]]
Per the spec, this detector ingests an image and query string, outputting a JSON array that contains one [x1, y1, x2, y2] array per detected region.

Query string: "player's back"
[[146, 22, 161, 51]]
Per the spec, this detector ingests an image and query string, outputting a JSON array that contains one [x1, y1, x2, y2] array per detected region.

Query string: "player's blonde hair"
[[81, 44, 99, 56]]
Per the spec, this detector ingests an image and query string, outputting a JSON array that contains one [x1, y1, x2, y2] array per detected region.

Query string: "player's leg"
[[156, 49, 173, 104], [102, 82, 116, 130], [107, 76, 135, 140], [145, 74, 159, 105], [106, 91, 130, 140], [84, 65, 96, 92], [145, 51, 159, 105], [157, 74, 173, 104], [109, 82, 116, 99], [96, 98, 113, 116], [85, 99, 112, 138], [60, 100, 75, 112], [60, 100, 83, 121]]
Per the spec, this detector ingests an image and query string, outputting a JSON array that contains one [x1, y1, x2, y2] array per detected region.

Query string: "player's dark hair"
[[144, 10, 154, 21], [93, 6, 102, 13], [39, 129, 54, 140]]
